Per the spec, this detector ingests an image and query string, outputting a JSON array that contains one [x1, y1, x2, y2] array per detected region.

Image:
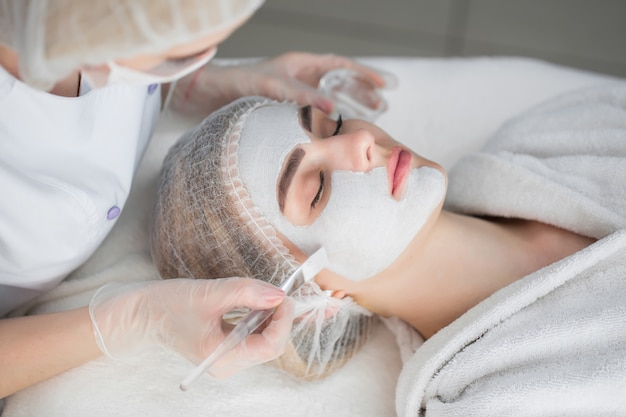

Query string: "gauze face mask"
[[238, 102, 447, 281], [82, 47, 217, 88]]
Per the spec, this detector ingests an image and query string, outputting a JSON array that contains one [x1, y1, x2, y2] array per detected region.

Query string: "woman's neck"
[[356, 210, 595, 338]]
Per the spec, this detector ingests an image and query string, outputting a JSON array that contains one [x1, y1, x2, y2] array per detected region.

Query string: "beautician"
[[0, 0, 384, 398]]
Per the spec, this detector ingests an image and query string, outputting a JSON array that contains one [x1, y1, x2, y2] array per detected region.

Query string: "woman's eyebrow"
[[278, 147, 306, 213]]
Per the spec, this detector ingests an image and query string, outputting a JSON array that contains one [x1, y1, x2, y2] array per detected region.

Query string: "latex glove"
[[170, 51, 389, 117], [89, 277, 294, 378]]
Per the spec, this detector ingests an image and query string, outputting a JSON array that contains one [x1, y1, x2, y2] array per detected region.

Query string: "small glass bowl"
[[318, 69, 389, 122]]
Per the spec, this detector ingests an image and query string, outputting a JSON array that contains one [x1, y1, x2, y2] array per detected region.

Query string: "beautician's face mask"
[[81, 47, 217, 88], [237, 103, 447, 281]]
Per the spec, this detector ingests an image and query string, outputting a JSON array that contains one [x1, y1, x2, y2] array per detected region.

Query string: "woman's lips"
[[388, 147, 411, 199]]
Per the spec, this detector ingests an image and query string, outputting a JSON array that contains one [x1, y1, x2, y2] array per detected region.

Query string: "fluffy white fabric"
[[446, 82, 626, 238], [2, 57, 617, 417], [397, 82, 626, 417], [5, 324, 402, 417]]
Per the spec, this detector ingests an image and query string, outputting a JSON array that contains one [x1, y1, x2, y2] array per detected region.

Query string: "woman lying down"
[[151, 82, 626, 391]]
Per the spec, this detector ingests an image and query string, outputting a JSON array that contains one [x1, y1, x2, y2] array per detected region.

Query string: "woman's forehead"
[[241, 101, 299, 130], [236, 101, 310, 179], [235, 100, 312, 251]]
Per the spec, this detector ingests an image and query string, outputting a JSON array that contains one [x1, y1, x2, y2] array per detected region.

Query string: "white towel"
[[397, 82, 626, 417], [445, 82, 626, 238]]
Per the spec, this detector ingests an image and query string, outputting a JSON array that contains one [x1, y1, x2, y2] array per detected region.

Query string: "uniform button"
[[107, 206, 121, 220], [147, 83, 158, 95]]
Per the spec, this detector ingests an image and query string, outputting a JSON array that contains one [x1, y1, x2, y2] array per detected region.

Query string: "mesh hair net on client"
[[0, 0, 263, 90], [151, 96, 376, 379]]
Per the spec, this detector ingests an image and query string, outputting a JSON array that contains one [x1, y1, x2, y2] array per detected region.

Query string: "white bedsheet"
[[2, 56, 617, 417]]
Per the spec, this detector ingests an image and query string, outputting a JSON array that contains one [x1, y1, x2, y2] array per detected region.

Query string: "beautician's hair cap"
[[0, 0, 263, 90], [151, 96, 376, 379]]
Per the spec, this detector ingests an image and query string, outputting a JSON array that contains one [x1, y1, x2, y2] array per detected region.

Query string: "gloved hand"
[[170, 51, 389, 117], [89, 277, 294, 378]]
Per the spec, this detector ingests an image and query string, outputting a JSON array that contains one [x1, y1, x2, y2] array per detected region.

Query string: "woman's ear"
[[313, 267, 362, 302], [329, 289, 347, 299]]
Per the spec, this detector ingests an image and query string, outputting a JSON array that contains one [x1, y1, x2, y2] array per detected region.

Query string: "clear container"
[[318, 68, 390, 122]]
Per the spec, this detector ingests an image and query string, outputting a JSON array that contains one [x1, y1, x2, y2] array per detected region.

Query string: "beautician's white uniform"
[[0, 65, 161, 316]]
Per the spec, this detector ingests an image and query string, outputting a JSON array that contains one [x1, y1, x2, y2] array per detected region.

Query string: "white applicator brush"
[[180, 247, 328, 391]]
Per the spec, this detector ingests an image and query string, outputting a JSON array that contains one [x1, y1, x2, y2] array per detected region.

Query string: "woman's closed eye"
[[331, 115, 343, 136], [310, 116, 339, 208], [312, 171, 325, 208]]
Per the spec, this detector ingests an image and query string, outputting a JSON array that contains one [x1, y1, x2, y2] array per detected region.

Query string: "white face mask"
[[268, 167, 446, 280], [237, 102, 447, 281], [82, 47, 217, 88]]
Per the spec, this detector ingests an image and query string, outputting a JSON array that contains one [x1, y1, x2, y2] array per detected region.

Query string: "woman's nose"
[[329, 129, 375, 172]]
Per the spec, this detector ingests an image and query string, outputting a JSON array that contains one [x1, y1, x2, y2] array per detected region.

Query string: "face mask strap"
[[84, 47, 217, 88], [144, 46, 218, 78]]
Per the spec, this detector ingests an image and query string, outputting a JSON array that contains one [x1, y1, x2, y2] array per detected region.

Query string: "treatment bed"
[[2, 56, 622, 417]]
